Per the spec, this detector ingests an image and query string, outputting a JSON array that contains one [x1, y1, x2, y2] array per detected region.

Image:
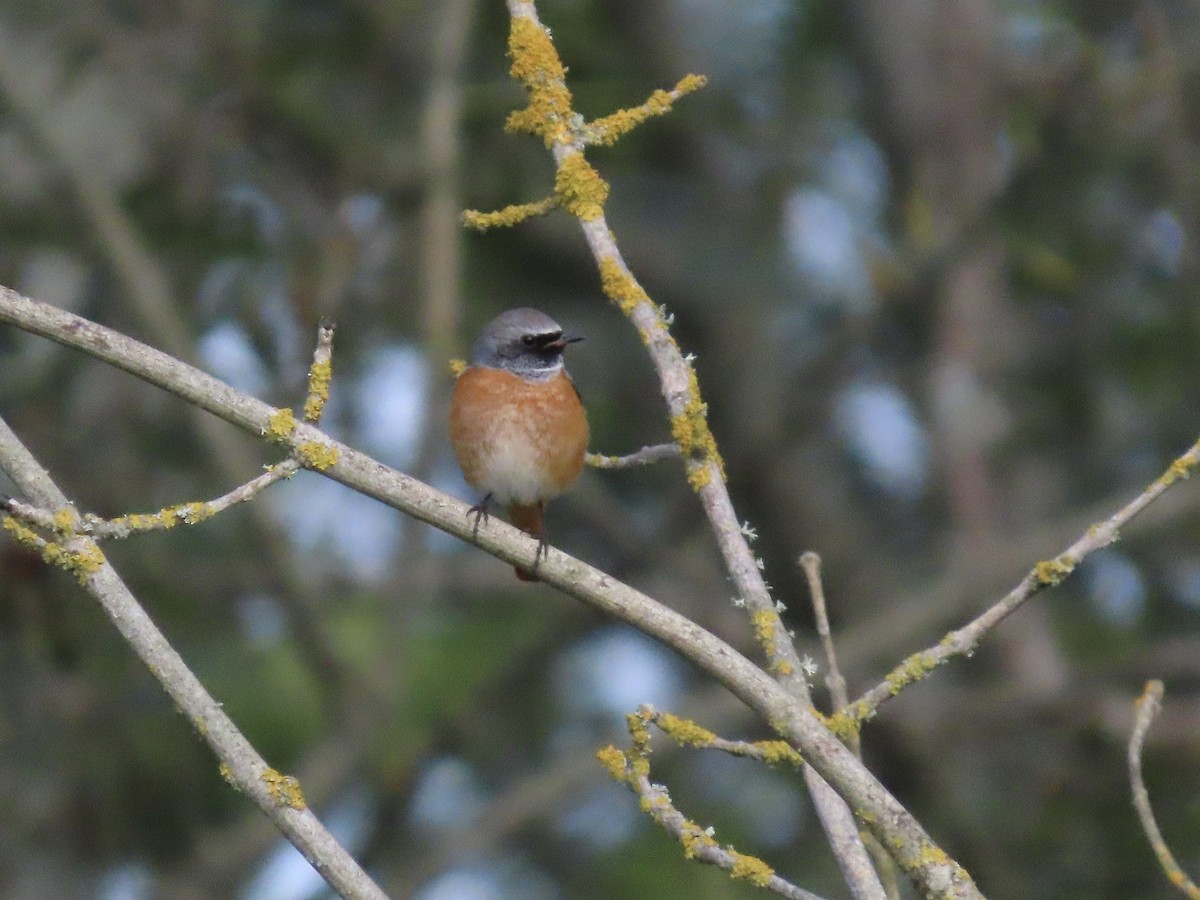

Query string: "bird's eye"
[[521, 334, 536, 346]]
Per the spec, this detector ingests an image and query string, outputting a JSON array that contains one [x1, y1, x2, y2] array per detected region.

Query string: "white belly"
[[477, 428, 559, 506]]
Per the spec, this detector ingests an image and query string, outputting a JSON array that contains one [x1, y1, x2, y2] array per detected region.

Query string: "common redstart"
[[449, 308, 588, 581]]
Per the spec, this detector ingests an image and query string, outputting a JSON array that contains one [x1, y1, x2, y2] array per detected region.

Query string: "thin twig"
[[634, 702, 887, 900], [3, 321, 337, 541], [799, 552, 898, 898], [599, 709, 825, 900], [0, 286, 982, 899], [801, 552, 851, 714], [841, 439, 1200, 729], [0, 414, 387, 900], [4, 461, 297, 539], [626, 770, 826, 900], [1128, 681, 1200, 899], [582, 75, 707, 147], [637, 705, 803, 767], [586, 443, 681, 469]]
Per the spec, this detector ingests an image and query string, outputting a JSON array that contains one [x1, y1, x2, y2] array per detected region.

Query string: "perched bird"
[[449, 308, 588, 581]]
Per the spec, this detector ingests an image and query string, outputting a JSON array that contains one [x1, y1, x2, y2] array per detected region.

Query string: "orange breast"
[[449, 367, 588, 505]]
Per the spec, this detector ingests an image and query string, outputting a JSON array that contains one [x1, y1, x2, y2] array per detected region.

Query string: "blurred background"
[[1, 0, 1200, 897]]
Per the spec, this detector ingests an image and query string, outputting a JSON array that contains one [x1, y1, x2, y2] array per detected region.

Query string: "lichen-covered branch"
[[0, 287, 983, 898], [635, 705, 803, 768], [3, 322, 338, 542], [484, 9, 896, 894], [462, 195, 557, 230], [500, 0, 808, 711], [598, 709, 823, 900], [0, 414, 386, 900], [837, 438, 1200, 734], [1128, 681, 1200, 899], [582, 74, 708, 146]]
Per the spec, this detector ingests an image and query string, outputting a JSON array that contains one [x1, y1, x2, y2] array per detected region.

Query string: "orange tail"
[[508, 503, 544, 582]]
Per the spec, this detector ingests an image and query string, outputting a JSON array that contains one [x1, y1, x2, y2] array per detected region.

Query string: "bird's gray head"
[[470, 307, 584, 379]]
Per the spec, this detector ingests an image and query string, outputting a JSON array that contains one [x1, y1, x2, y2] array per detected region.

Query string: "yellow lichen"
[[297, 442, 340, 471], [2, 518, 104, 584], [598, 255, 648, 315], [823, 710, 866, 743], [656, 712, 716, 747], [1160, 445, 1200, 487], [679, 821, 718, 860], [595, 745, 630, 782], [113, 505, 206, 534], [751, 608, 777, 660], [554, 152, 609, 221], [669, 365, 725, 489], [462, 196, 558, 231], [449, 358, 468, 377], [218, 762, 235, 786], [626, 711, 651, 748], [507, 15, 565, 88], [303, 358, 332, 422], [623, 712, 653, 778], [176, 502, 215, 525], [917, 842, 951, 867], [683, 461, 711, 491], [261, 768, 307, 810], [729, 850, 775, 887], [753, 739, 804, 768], [586, 74, 708, 146], [1033, 554, 1076, 587], [139, 511, 170, 530], [884, 651, 941, 696], [62, 543, 105, 583], [505, 17, 573, 147], [265, 408, 297, 440], [52, 508, 77, 534], [3, 518, 41, 551]]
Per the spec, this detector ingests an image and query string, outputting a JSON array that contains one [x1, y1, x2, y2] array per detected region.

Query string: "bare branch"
[[801, 553, 851, 715], [1129, 681, 1200, 899], [799, 553, 899, 899], [586, 443, 681, 469], [840, 440, 1200, 730]]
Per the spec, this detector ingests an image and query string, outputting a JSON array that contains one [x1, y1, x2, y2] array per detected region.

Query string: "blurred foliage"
[[2, 0, 1200, 898]]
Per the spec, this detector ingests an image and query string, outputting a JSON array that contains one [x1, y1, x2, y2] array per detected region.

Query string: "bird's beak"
[[548, 333, 585, 350]]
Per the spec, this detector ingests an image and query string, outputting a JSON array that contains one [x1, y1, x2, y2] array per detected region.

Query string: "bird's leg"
[[531, 500, 548, 576], [467, 492, 493, 540]]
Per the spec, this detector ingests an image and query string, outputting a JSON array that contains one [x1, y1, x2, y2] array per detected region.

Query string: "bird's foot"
[[467, 493, 493, 540]]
